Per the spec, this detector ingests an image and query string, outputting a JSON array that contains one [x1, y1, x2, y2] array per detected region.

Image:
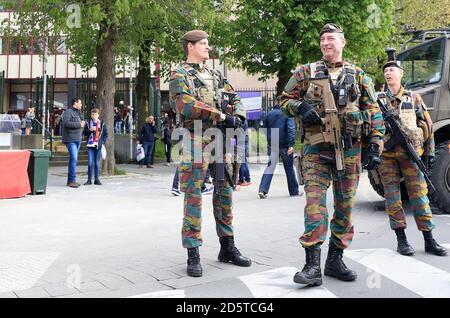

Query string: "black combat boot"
[[394, 228, 415, 256], [423, 231, 448, 256], [187, 247, 203, 277], [324, 243, 357, 281], [293, 245, 322, 286], [218, 236, 252, 266]]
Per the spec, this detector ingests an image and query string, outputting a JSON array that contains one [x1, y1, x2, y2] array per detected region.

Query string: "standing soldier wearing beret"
[[280, 23, 385, 286], [377, 61, 447, 257], [169, 30, 251, 277]]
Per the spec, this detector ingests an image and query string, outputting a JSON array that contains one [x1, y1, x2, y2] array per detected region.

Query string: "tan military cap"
[[320, 23, 344, 36], [182, 30, 209, 42]]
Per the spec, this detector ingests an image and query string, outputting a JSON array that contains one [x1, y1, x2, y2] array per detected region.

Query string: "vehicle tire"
[[429, 141, 450, 214]]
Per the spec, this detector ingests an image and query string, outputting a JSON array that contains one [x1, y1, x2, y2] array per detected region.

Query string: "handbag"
[[101, 144, 107, 160], [136, 144, 145, 162]]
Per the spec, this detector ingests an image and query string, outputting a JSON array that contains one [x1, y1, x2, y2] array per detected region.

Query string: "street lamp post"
[[42, 36, 48, 137], [129, 68, 133, 161]]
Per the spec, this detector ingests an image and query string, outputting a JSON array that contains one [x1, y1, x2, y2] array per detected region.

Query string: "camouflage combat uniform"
[[280, 60, 385, 249], [169, 62, 246, 249], [377, 87, 435, 231]]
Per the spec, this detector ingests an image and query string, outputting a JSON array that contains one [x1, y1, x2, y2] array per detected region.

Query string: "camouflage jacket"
[[379, 86, 435, 157], [169, 62, 245, 131], [280, 60, 385, 146]]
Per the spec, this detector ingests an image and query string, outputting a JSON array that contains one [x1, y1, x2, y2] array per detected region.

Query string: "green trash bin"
[[27, 149, 51, 195]]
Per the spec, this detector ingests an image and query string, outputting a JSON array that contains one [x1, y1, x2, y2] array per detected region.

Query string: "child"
[[83, 108, 108, 185]]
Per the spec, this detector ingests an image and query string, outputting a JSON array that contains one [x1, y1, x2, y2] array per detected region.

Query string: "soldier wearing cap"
[[169, 30, 251, 277], [280, 23, 385, 286], [375, 60, 447, 257]]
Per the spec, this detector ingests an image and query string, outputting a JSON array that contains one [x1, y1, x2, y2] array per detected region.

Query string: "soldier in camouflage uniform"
[[280, 23, 385, 286], [378, 61, 447, 257], [169, 30, 251, 277]]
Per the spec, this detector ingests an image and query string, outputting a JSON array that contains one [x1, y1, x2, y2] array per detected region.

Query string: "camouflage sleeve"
[[357, 69, 385, 144], [169, 69, 222, 122], [223, 79, 246, 119], [280, 64, 311, 118], [414, 93, 435, 157]]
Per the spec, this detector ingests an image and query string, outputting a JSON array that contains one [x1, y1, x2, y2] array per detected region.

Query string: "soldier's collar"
[[322, 59, 344, 69], [185, 62, 207, 72], [387, 86, 405, 101]]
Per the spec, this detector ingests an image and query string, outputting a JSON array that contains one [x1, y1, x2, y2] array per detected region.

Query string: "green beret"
[[320, 23, 344, 37], [182, 30, 209, 42]]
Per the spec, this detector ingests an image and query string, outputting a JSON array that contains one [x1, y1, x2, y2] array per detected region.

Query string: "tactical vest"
[[176, 63, 224, 130], [303, 60, 369, 145], [378, 90, 424, 150]]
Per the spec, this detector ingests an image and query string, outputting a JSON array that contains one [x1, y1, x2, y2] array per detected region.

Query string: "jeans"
[[259, 147, 299, 195], [87, 147, 101, 181], [65, 141, 81, 183], [141, 141, 155, 165], [164, 142, 171, 163], [114, 121, 122, 134], [239, 162, 250, 182]]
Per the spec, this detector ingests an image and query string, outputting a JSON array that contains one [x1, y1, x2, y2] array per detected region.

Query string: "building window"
[[55, 36, 67, 54], [8, 36, 19, 54], [19, 37, 32, 54], [54, 92, 68, 109], [10, 92, 32, 111], [0, 37, 5, 54]]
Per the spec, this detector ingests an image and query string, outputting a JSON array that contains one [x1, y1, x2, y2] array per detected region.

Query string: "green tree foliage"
[[216, 0, 394, 94], [0, 0, 220, 173]]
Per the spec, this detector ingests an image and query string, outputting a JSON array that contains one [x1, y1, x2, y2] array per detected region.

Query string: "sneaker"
[[258, 191, 267, 199], [201, 186, 214, 195], [147, 164, 154, 168], [94, 180, 102, 185], [240, 181, 251, 186], [171, 188, 183, 196], [164, 162, 170, 166], [67, 182, 80, 188], [84, 180, 92, 185]]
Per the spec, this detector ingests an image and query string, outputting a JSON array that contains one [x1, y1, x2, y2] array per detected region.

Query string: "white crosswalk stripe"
[[345, 248, 450, 298], [239, 267, 337, 298], [0, 252, 60, 293], [128, 290, 185, 298], [127, 245, 450, 298]]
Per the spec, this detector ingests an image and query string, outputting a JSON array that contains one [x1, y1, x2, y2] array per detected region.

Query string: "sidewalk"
[[0, 161, 402, 298]]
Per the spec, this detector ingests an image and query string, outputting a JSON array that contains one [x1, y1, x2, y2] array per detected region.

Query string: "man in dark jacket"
[[62, 98, 85, 188], [161, 113, 172, 166], [258, 101, 299, 198], [138, 116, 156, 168]]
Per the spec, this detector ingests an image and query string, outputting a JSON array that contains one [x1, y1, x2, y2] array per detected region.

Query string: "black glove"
[[296, 100, 322, 126], [222, 114, 243, 129], [362, 143, 381, 170]]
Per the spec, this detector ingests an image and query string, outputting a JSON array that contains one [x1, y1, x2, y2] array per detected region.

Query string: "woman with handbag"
[[83, 108, 108, 185]]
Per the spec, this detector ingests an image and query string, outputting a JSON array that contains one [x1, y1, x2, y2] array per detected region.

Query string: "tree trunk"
[[136, 51, 151, 133], [97, 22, 118, 176], [276, 69, 291, 96]]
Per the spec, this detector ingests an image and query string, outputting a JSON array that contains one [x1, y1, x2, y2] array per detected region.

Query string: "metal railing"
[[32, 118, 53, 156]]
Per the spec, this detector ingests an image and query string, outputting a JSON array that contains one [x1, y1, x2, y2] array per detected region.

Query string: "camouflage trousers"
[[300, 141, 361, 249], [379, 144, 435, 231], [179, 135, 234, 249]]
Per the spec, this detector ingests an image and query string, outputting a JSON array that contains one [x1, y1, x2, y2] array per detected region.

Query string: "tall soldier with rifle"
[[169, 30, 251, 278], [377, 59, 447, 257], [280, 23, 385, 286]]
